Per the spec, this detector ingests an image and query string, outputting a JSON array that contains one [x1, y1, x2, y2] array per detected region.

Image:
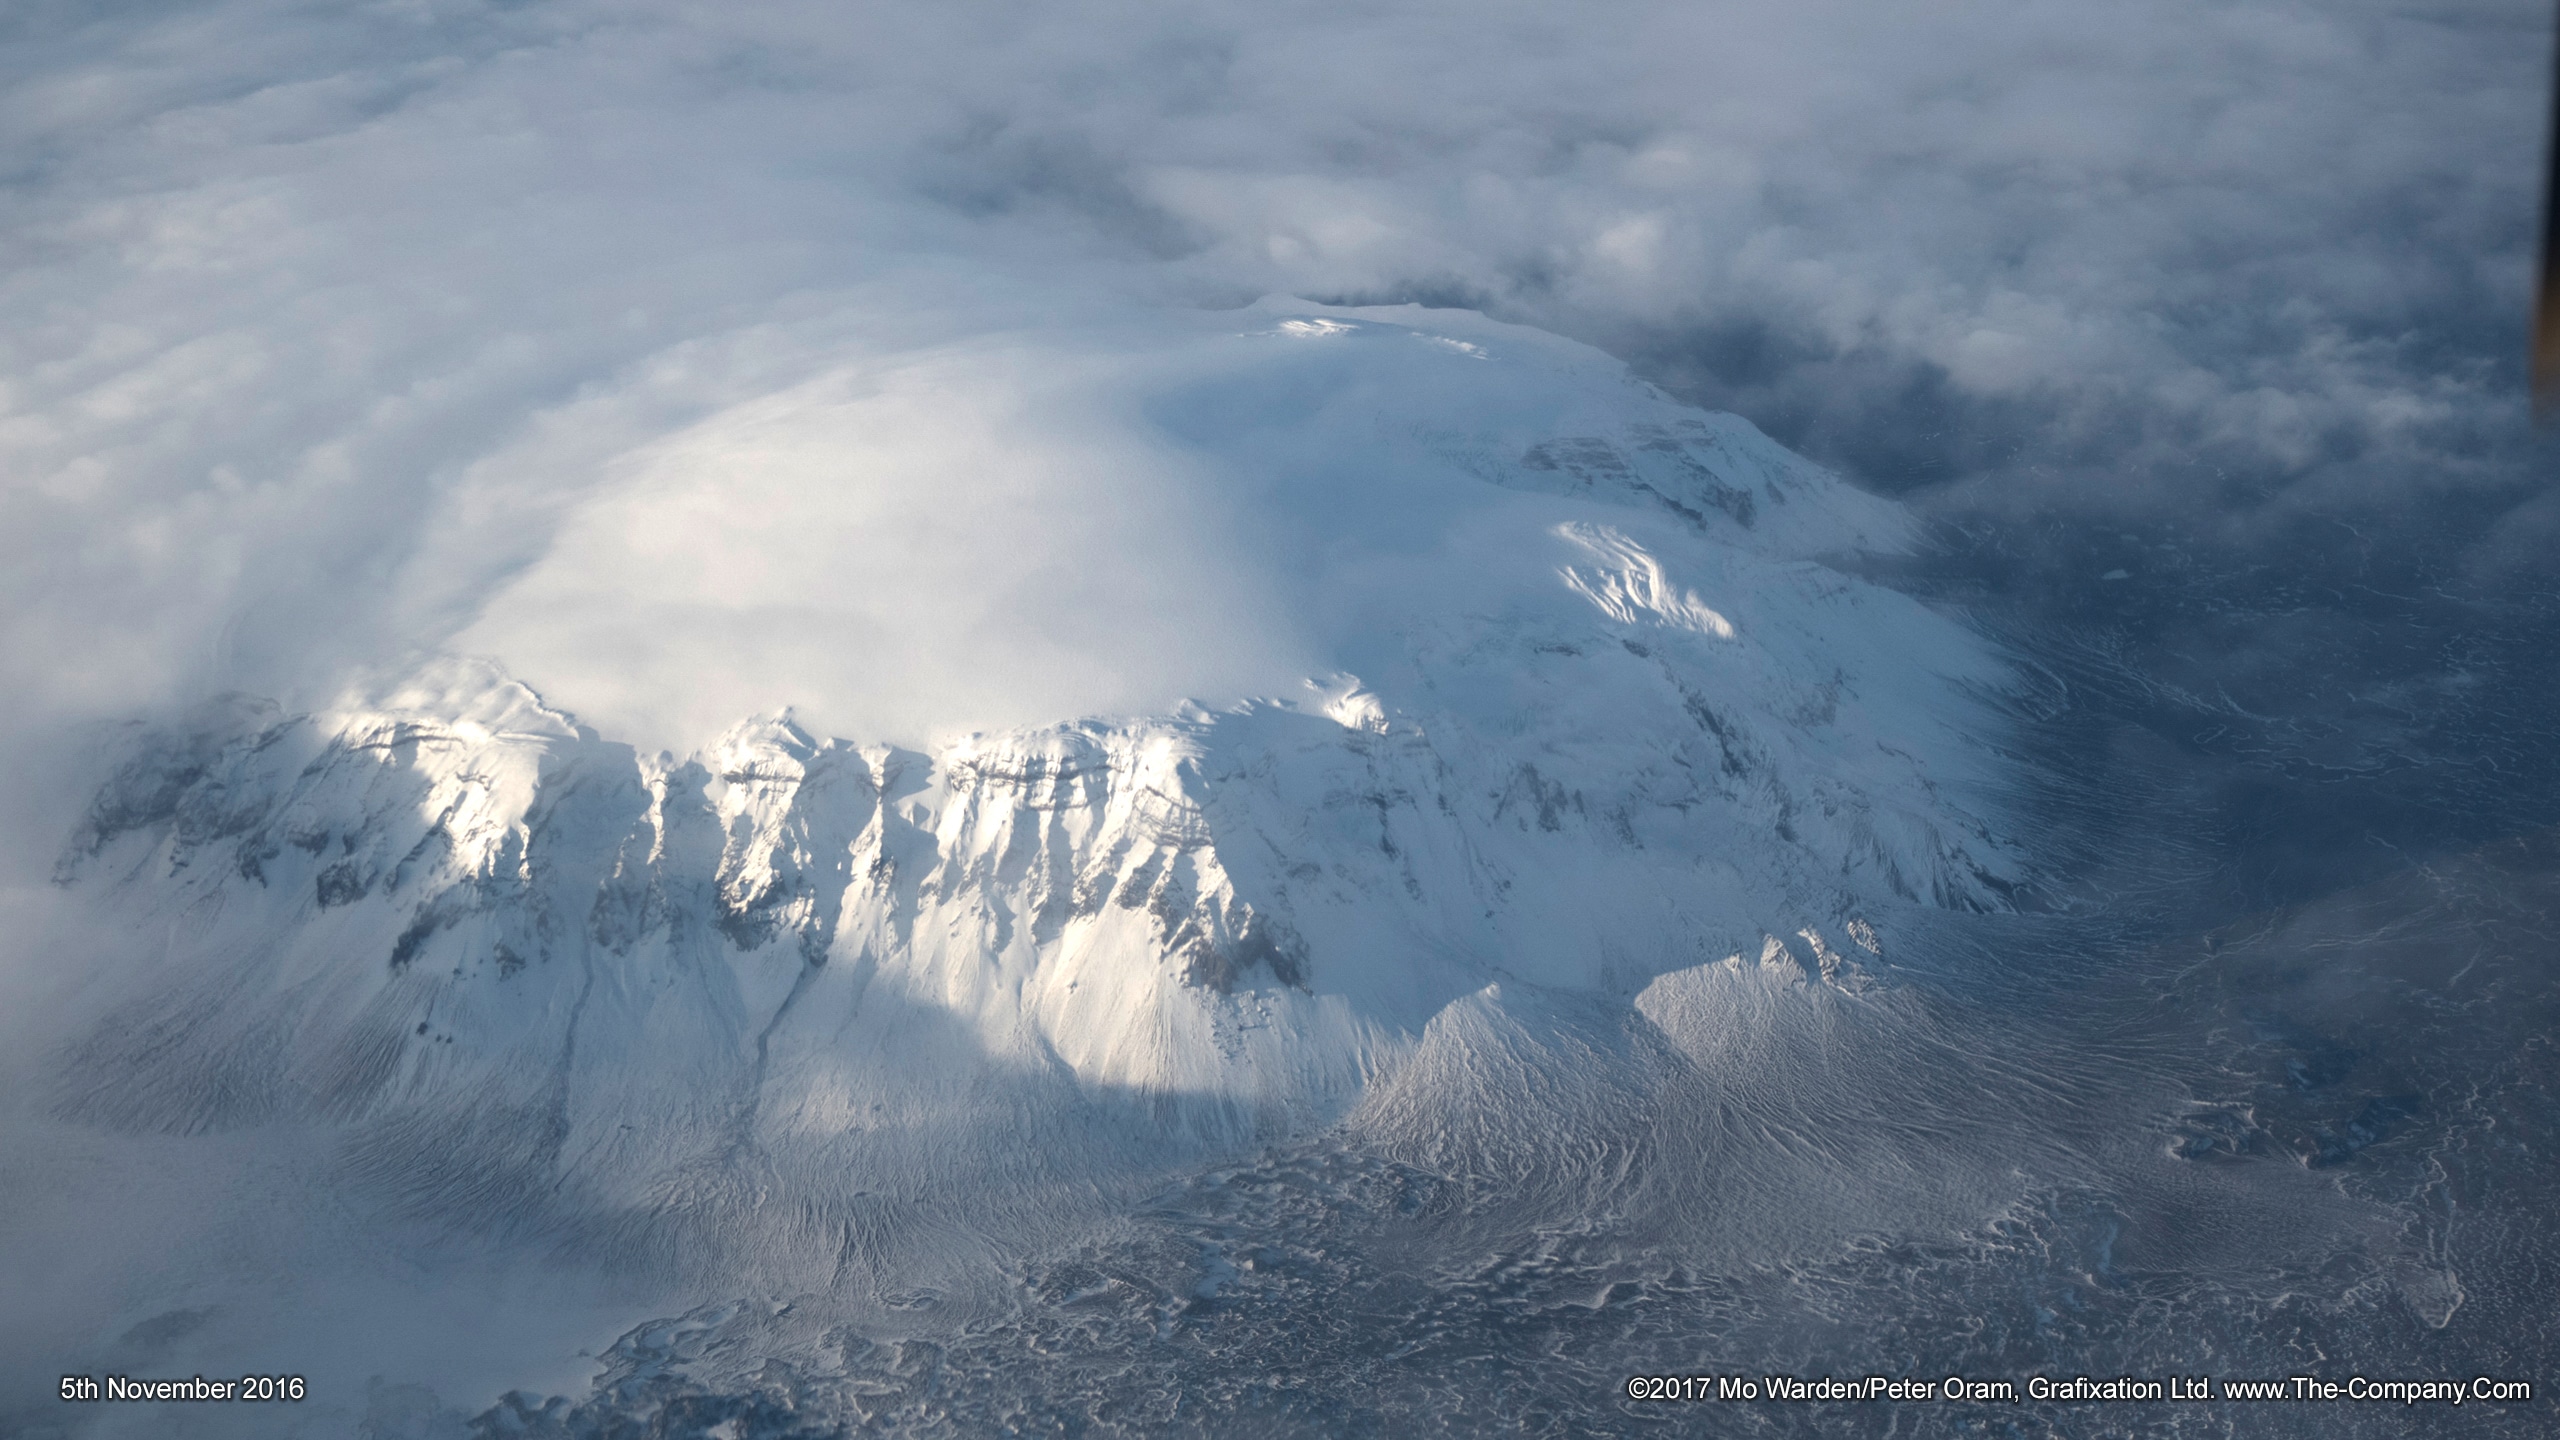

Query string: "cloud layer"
[[3, 0, 2550, 843]]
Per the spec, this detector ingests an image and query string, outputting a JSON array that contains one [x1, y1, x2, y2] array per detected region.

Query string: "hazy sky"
[[2, 0, 2551, 851]]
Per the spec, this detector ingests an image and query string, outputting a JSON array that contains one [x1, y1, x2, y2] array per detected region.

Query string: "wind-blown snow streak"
[[45, 305, 2022, 1293]]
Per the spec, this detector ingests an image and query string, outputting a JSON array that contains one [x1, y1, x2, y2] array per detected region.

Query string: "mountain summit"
[[50, 303, 2023, 1285]]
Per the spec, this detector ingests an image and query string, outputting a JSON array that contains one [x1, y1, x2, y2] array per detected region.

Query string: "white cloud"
[[439, 325, 1320, 751], [0, 0, 2546, 852]]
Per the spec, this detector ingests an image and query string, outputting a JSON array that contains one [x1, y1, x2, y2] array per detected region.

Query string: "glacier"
[[14, 302, 2048, 1432]]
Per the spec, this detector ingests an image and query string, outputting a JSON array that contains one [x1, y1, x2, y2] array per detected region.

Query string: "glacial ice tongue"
[[47, 300, 2025, 1262]]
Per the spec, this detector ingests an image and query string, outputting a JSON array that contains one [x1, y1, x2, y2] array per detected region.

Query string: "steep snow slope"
[[44, 303, 2025, 1285]]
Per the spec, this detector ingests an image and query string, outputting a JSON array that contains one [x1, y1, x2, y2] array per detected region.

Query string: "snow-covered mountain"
[[44, 303, 2025, 1286]]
